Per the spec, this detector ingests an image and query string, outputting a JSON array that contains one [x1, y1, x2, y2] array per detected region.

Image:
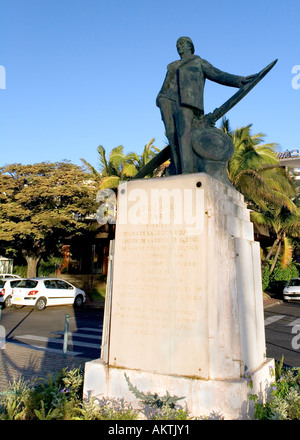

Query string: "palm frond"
[[121, 162, 138, 177], [281, 236, 293, 268], [80, 158, 101, 181], [97, 145, 109, 174], [99, 175, 120, 189], [108, 146, 125, 173]]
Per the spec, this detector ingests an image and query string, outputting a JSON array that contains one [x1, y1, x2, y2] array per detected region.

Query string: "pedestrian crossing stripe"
[[6, 340, 81, 356], [16, 334, 101, 349], [286, 318, 300, 328], [52, 331, 101, 340], [264, 315, 300, 327], [264, 315, 285, 325], [78, 327, 102, 333]]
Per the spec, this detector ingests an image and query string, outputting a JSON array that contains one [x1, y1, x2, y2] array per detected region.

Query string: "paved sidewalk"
[[0, 341, 91, 391], [263, 293, 282, 309], [0, 300, 104, 391]]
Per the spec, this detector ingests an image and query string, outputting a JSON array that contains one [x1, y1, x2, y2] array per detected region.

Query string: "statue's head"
[[176, 37, 195, 55]]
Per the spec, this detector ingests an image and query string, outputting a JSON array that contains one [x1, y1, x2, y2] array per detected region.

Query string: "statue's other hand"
[[240, 74, 257, 87]]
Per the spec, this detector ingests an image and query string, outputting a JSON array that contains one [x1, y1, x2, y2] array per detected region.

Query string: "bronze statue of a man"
[[156, 37, 254, 175]]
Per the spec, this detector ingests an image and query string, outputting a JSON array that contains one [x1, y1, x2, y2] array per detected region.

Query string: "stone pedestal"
[[83, 173, 274, 419]]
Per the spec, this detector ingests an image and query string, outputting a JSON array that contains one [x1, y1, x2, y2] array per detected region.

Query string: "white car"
[[283, 278, 300, 301], [11, 278, 86, 311], [0, 277, 22, 308], [0, 274, 21, 279]]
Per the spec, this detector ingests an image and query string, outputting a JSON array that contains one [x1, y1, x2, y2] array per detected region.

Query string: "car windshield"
[[287, 279, 300, 287], [0, 280, 5, 288], [15, 280, 38, 288]]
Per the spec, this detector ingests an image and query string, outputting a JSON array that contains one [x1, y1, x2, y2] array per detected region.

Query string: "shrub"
[[4, 363, 300, 420], [270, 260, 299, 283], [13, 265, 27, 278], [263, 260, 299, 293], [0, 368, 187, 420], [262, 264, 270, 291], [124, 373, 189, 420], [251, 358, 300, 420]]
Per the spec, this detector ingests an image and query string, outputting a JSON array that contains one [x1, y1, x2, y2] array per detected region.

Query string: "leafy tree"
[[0, 161, 98, 277]]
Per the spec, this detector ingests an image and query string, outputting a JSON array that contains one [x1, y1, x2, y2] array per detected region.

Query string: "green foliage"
[[251, 359, 300, 420], [124, 373, 189, 420], [262, 264, 270, 291], [89, 288, 106, 301], [270, 259, 299, 282], [34, 400, 62, 420], [124, 373, 185, 409], [221, 118, 296, 213], [221, 119, 299, 278], [13, 265, 27, 278], [81, 139, 168, 190], [23, 367, 84, 420], [78, 397, 139, 420], [5, 364, 300, 420], [264, 259, 299, 293], [37, 257, 63, 277], [0, 161, 99, 277], [0, 368, 187, 420], [0, 378, 31, 420]]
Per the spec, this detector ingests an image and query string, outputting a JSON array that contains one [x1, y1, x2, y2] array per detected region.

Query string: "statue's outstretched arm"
[[202, 59, 254, 88]]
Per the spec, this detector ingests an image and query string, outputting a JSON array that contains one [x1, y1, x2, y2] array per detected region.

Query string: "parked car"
[[0, 278, 23, 308], [0, 274, 21, 279], [283, 278, 300, 301], [11, 278, 86, 311]]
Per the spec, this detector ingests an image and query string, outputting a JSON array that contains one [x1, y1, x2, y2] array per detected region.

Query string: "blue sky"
[[1, 0, 299, 170]]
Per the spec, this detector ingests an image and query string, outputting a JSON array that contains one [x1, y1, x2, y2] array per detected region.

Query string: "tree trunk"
[[25, 255, 41, 278], [262, 236, 281, 266], [270, 240, 282, 275]]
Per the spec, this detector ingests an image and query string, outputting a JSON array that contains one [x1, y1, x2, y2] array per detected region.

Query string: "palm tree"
[[81, 139, 168, 189], [81, 144, 135, 189], [220, 118, 299, 272], [251, 206, 300, 273], [126, 138, 170, 178], [220, 118, 296, 213]]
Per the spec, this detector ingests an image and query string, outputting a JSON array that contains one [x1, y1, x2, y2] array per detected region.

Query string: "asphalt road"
[[265, 301, 300, 367], [1, 301, 300, 368], [0, 305, 104, 359]]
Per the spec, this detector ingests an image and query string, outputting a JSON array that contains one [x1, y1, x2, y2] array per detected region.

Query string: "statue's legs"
[[174, 106, 195, 174], [157, 98, 182, 175]]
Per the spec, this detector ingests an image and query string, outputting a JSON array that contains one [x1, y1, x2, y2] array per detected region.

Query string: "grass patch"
[[88, 288, 106, 302]]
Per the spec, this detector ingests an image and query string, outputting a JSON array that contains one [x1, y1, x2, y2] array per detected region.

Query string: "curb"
[[263, 298, 283, 309]]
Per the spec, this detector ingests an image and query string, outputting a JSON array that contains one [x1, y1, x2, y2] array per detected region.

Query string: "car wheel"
[[35, 297, 47, 311], [74, 294, 84, 308], [4, 295, 12, 308]]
